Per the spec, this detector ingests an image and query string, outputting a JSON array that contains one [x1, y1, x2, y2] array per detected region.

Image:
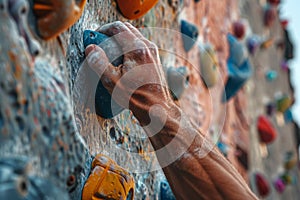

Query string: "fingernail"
[[85, 44, 96, 56]]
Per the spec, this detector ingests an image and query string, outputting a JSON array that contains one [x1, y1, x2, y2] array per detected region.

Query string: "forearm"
[[130, 91, 258, 200]]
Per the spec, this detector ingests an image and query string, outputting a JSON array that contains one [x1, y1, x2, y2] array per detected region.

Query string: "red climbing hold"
[[257, 115, 277, 144], [255, 173, 270, 197], [263, 5, 277, 28], [267, 0, 280, 6], [232, 20, 245, 39]]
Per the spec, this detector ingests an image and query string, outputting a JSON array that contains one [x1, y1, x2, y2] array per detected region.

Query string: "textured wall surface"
[[0, 0, 299, 199]]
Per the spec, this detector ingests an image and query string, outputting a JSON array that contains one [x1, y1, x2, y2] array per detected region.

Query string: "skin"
[[85, 21, 258, 200]]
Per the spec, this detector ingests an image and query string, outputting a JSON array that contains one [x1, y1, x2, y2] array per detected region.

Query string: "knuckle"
[[113, 21, 123, 26], [131, 40, 147, 53], [148, 42, 158, 52], [124, 21, 131, 26], [113, 21, 126, 30]]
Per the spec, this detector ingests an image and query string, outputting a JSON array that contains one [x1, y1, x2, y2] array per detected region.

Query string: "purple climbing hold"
[[273, 178, 285, 193], [265, 102, 276, 116], [281, 60, 289, 71], [247, 36, 260, 55]]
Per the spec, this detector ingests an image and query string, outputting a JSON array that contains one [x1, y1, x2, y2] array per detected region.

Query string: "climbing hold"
[[283, 29, 294, 61], [82, 154, 135, 200], [246, 35, 261, 55], [31, 0, 86, 40], [8, 0, 40, 57], [265, 102, 276, 116], [160, 180, 176, 200], [232, 20, 245, 39], [167, 66, 189, 100], [283, 108, 293, 123], [263, 5, 277, 28], [265, 70, 277, 81], [83, 30, 125, 118], [257, 115, 277, 144], [181, 20, 199, 52], [168, 0, 184, 11], [227, 34, 247, 67], [273, 178, 285, 193], [284, 151, 297, 170], [116, 0, 158, 20], [276, 95, 292, 113], [254, 172, 270, 197], [199, 43, 219, 88], [267, 0, 281, 6], [260, 38, 274, 49], [222, 59, 252, 102], [281, 60, 289, 71], [222, 35, 252, 102], [0, 157, 68, 200], [217, 141, 229, 157], [280, 172, 295, 185], [280, 19, 289, 29]]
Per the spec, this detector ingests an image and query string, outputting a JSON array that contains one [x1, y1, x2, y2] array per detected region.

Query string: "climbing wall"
[[0, 0, 248, 199], [1, 0, 298, 199]]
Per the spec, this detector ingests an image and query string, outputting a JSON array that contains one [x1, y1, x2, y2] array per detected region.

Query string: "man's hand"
[[85, 21, 175, 127]]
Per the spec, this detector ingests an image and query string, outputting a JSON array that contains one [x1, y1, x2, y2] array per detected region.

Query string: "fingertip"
[[85, 44, 96, 56], [85, 45, 106, 68]]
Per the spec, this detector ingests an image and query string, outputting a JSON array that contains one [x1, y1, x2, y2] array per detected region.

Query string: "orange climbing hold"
[[116, 0, 159, 20], [33, 0, 87, 40], [82, 154, 135, 200]]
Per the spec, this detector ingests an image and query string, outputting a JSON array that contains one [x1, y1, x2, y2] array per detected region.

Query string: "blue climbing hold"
[[83, 30, 125, 118], [222, 34, 252, 102], [246, 35, 260, 55], [167, 66, 189, 100], [284, 109, 293, 123], [181, 20, 199, 52], [160, 180, 176, 200], [227, 34, 247, 67], [222, 59, 252, 102], [265, 70, 277, 81]]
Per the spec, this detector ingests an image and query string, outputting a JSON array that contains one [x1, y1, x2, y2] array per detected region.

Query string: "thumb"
[[85, 44, 121, 92]]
